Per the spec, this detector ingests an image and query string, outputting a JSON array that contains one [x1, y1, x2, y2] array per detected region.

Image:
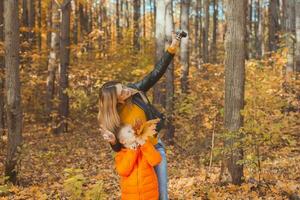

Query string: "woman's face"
[[115, 84, 132, 103]]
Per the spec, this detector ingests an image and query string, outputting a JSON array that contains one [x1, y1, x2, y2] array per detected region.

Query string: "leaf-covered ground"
[[0, 118, 299, 199]]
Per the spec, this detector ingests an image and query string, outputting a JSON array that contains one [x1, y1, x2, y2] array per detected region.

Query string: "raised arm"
[[140, 140, 162, 167], [130, 33, 181, 92]]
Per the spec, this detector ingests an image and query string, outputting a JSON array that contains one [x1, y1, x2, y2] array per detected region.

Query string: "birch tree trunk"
[[46, 0, 60, 123], [4, 0, 23, 184], [153, 0, 166, 106], [224, 0, 245, 185], [284, 0, 295, 72], [165, 0, 175, 143], [180, 0, 190, 93]]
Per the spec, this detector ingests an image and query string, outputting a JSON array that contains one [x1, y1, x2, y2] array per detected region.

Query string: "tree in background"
[[165, 0, 175, 143], [133, 0, 141, 50], [0, 0, 4, 138], [296, 0, 300, 72], [224, 0, 246, 185], [4, 0, 23, 184], [153, 0, 166, 106], [55, 0, 72, 134], [180, 0, 190, 93]]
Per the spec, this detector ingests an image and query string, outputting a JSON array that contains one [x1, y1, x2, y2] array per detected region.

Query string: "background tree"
[[296, 0, 300, 72], [165, 0, 175, 143], [133, 0, 141, 50], [283, 0, 295, 73], [46, 0, 60, 126], [180, 0, 190, 93], [224, 0, 246, 185], [202, 0, 210, 63], [268, 0, 279, 52], [55, 1, 72, 134], [153, 0, 166, 105], [4, 0, 22, 184], [0, 0, 4, 137]]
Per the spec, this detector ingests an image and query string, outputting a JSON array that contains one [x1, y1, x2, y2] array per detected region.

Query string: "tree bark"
[[4, 0, 23, 184], [27, 0, 35, 45], [0, 0, 4, 137], [211, 0, 218, 63], [296, 0, 300, 72], [165, 0, 175, 143], [268, 0, 279, 52], [133, 0, 141, 50], [37, 0, 42, 51], [224, 0, 245, 185], [203, 0, 210, 63], [55, 1, 71, 134], [284, 0, 295, 72], [116, 0, 122, 44], [180, 0, 190, 93], [73, 0, 78, 45], [46, 0, 60, 123], [153, 0, 166, 106]]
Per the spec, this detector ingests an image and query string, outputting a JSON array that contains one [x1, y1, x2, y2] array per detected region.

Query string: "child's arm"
[[115, 148, 139, 177], [140, 140, 162, 167]]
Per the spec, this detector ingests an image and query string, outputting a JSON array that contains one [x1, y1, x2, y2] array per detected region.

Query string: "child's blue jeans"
[[154, 138, 169, 200]]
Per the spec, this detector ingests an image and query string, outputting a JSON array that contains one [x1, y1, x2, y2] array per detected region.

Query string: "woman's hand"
[[170, 31, 184, 49], [99, 125, 117, 145]]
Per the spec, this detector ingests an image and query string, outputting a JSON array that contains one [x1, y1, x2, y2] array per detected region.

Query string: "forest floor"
[[0, 119, 299, 200]]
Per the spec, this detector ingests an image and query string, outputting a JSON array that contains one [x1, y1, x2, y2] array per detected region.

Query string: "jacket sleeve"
[[115, 148, 139, 177], [140, 140, 162, 167], [132, 48, 176, 92]]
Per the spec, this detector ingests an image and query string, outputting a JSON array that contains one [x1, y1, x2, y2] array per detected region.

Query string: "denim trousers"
[[154, 138, 169, 200]]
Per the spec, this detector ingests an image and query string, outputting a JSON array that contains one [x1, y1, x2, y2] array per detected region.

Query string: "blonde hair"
[[98, 81, 121, 133]]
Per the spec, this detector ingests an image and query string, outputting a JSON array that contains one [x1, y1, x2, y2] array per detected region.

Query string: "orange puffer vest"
[[115, 140, 162, 200]]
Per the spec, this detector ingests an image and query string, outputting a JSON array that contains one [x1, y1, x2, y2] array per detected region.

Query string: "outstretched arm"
[[131, 33, 181, 92]]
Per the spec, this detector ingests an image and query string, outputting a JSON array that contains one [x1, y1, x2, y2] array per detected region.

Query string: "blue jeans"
[[154, 138, 169, 200]]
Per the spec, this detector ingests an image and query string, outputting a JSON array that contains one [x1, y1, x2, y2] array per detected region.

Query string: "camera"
[[176, 30, 187, 38]]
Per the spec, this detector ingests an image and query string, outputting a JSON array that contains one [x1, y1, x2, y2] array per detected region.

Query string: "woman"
[[98, 32, 183, 200]]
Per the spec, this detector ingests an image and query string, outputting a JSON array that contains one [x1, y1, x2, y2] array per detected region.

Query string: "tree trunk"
[[4, 0, 23, 184], [258, 0, 265, 57], [254, 0, 260, 58], [27, 0, 35, 45], [37, 0, 42, 51], [73, 0, 78, 45], [125, 0, 130, 29], [165, 0, 175, 143], [133, 0, 141, 50], [153, 0, 166, 106], [283, 0, 296, 72], [211, 0, 218, 63], [224, 0, 245, 185], [116, 0, 122, 44], [203, 0, 210, 63], [55, 1, 71, 134], [268, 0, 279, 52], [194, 0, 200, 56], [46, 0, 60, 123], [0, 0, 4, 137], [296, 0, 300, 72], [46, 0, 52, 48], [180, 0, 190, 93]]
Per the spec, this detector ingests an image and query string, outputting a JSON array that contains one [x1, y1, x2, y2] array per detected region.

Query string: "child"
[[115, 123, 162, 200]]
